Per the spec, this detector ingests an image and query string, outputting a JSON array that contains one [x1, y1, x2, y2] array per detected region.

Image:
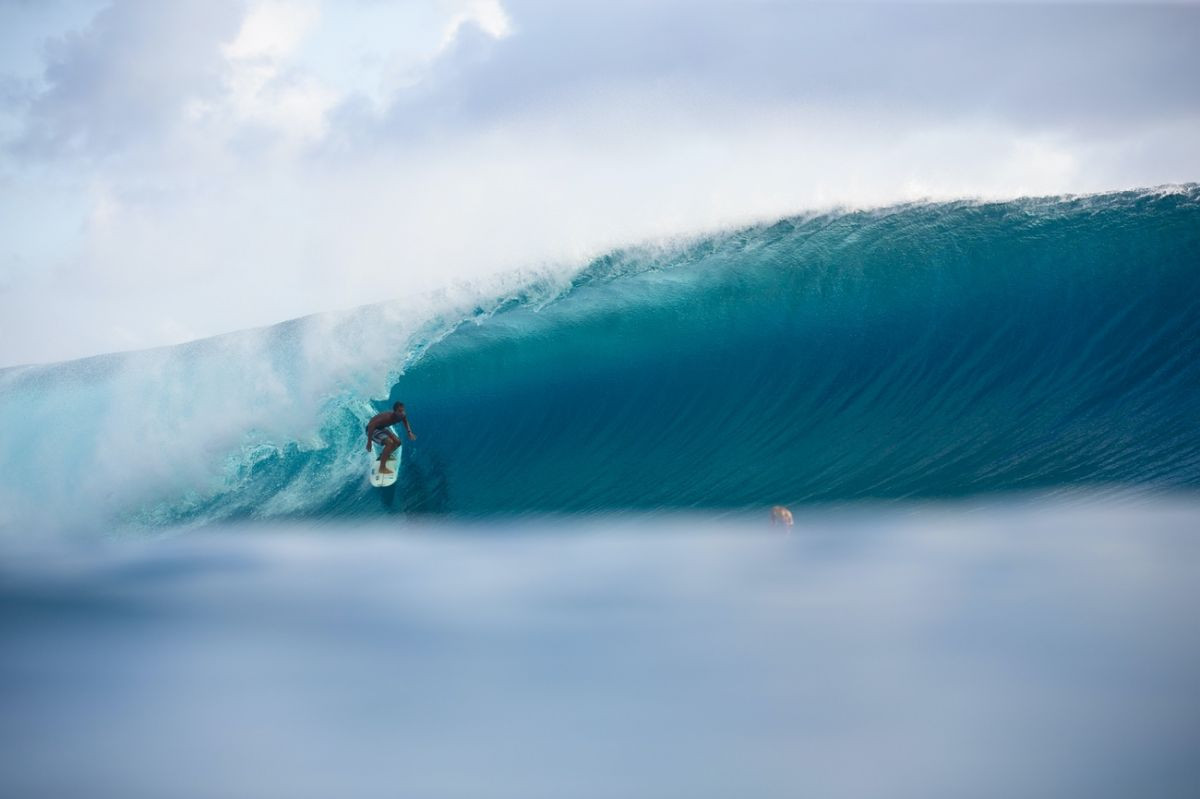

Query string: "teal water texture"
[[2, 187, 1199, 531]]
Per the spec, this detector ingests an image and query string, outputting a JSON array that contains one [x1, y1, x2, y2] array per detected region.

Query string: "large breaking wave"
[[3, 186, 1199, 532]]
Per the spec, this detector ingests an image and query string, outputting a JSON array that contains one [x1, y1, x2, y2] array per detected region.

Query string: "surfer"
[[366, 402, 417, 475]]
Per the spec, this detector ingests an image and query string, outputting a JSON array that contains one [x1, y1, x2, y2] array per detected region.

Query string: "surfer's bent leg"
[[379, 436, 400, 474]]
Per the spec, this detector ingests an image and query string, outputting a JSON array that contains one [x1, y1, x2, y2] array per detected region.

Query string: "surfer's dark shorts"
[[370, 429, 396, 447]]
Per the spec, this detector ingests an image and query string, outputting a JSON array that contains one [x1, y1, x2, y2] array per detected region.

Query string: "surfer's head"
[[393, 402, 405, 413]]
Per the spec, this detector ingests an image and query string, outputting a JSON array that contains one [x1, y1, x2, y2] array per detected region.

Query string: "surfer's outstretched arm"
[[399, 410, 417, 441]]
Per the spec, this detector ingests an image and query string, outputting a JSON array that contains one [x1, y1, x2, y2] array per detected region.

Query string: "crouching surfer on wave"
[[366, 402, 417, 475]]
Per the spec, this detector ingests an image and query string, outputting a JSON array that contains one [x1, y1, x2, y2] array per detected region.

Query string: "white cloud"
[[217, 1, 337, 146], [223, 0, 318, 61], [12, 0, 244, 158], [440, 0, 513, 50], [1, 0, 1198, 366]]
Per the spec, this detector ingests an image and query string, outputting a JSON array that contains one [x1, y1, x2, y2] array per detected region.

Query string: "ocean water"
[[2, 187, 1200, 796], [3, 186, 1199, 531], [3, 504, 1200, 798]]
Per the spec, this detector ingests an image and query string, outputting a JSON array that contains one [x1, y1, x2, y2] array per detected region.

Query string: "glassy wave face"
[[3, 187, 1199, 530]]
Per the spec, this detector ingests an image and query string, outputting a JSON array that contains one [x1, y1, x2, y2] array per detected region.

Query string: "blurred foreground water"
[[2, 497, 1199, 798]]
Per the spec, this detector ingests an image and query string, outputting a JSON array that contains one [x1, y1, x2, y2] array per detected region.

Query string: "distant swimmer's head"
[[392, 402, 405, 413]]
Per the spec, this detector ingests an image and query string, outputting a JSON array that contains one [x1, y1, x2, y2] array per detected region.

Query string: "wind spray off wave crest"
[[0, 276, 569, 534]]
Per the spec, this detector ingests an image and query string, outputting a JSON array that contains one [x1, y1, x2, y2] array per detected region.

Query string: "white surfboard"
[[369, 447, 402, 488]]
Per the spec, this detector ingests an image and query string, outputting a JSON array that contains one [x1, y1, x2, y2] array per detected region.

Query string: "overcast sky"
[[2, 0, 1198, 366]]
